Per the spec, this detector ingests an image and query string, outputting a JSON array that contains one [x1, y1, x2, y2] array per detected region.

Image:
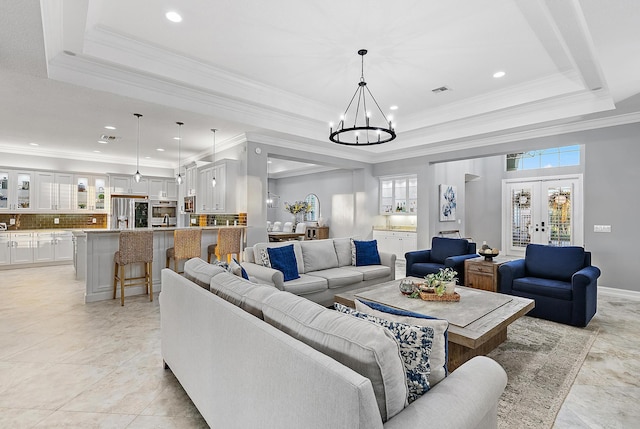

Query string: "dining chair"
[[282, 222, 293, 233], [272, 221, 282, 232], [113, 230, 154, 306]]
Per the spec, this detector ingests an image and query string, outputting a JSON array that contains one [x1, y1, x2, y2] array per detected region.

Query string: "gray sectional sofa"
[[160, 261, 508, 429], [242, 238, 396, 306]]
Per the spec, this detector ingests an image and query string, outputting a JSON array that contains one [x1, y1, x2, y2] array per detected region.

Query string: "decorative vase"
[[317, 215, 325, 227], [444, 281, 456, 295]]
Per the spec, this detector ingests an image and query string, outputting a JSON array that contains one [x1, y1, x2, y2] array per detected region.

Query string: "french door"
[[502, 175, 583, 257]]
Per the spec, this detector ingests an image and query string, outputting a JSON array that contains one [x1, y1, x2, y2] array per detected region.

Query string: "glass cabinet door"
[[94, 177, 107, 211], [0, 172, 8, 209], [16, 173, 31, 210], [76, 176, 89, 210], [380, 179, 393, 214]]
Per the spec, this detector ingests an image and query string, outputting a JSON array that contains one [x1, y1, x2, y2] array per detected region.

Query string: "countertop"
[[81, 225, 246, 234], [372, 227, 417, 232]]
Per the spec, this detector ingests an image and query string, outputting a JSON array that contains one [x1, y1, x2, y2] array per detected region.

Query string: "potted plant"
[[420, 268, 458, 297]]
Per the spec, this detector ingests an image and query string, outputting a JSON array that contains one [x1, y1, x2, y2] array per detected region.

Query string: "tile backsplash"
[[0, 213, 107, 230]]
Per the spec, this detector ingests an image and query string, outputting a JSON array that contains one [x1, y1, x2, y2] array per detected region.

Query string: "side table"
[[464, 257, 510, 292]]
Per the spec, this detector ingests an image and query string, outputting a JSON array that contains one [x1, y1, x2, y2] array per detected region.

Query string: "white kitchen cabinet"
[[34, 231, 74, 263], [34, 171, 73, 211], [373, 230, 417, 261], [9, 232, 34, 265], [110, 175, 149, 196], [185, 164, 198, 197], [148, 178, 178, 200], [0, 233, 10, 265], [0, 170, 32, 211], [197, 160, 237, 213], [75, 175, 108, 212], [379, 175, 417, 215]]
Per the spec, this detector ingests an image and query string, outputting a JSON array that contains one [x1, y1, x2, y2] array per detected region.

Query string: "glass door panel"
[[0, 172, 8, 209], [95, 177, 106, 211], [16, 173, 30, 210], [76, 177, 89, 210]]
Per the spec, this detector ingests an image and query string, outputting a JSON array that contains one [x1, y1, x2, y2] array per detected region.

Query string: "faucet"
[[163, 214, 169, 226]]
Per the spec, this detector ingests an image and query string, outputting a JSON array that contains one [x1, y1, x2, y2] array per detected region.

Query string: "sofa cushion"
[[353, 240, 381, 266], [280, 274, 328, 296], [253, 241, 305, 274], [430, 237, 469, 264], [513, 277, 573, 300], [300, 239, 339, 272], [333, 237, 353, 267], [262, 292, 407, 422], [267, 245, 300, 282], [336, 303, 434, 404], [355, 299, 449, 387], [184, 258, 227, 288], [344, 264, 392, 281], [211, 272, 280, 319], [525, 244, 585, 282], [306, 268, 363, 289]]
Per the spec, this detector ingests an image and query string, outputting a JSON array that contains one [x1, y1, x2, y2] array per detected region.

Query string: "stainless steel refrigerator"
[[110, 197, 149, 229]]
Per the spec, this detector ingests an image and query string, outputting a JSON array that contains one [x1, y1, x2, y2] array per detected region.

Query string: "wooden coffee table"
[[335, 277, 534, 371]]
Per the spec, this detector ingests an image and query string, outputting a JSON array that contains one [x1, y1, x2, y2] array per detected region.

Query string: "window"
[[506, 145, 580, 171]]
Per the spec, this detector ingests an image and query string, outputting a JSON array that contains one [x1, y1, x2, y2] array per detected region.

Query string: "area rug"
[[487, 316, 599, 429]]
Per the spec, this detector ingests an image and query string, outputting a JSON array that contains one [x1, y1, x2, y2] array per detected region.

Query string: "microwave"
[[150, 200, 177, 226]]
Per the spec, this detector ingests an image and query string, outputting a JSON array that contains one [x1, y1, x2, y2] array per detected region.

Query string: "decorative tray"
[[418, 291, 461, 302]]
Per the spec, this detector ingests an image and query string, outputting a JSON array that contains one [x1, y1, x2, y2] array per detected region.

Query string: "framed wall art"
[[439, 184, 457, 221]]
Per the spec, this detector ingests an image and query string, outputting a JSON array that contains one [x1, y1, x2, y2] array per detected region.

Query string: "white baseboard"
[[598, 286, 640, 300]]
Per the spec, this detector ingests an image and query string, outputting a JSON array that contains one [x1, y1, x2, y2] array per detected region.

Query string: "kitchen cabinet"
[[185, 164, 198, 197], [197, 161, 237, 213], [372, 230, 417, 260], [149, 178, 178, 200], [379, 175, 417, 215], [34, 231, 74, 263], [8, 232, 34, 265], [110, 175, 148, 196], [0, 233, 9, 265], [34, 171, 73, 211], [75, 175, 108, 212], [0, 170, 32, 211]]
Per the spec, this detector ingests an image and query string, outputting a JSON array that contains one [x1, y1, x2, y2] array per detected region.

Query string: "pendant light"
[[133, 113, 143, 182], [211, 128, 217, 187], [176, 121, 184, 185]]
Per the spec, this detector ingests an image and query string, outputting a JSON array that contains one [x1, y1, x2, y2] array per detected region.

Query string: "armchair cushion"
[[512, 277, 573, 300], [525, 244, 585, 281], [430, 237, 470, 264]]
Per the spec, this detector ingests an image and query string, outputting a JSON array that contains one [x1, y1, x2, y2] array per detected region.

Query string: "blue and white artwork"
[[439, 184, 457, 221]]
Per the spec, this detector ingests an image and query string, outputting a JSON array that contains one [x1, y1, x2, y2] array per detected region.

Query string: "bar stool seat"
[[166, 229, 202, 272], [209, 228, 243, 264], [113, 230, 154, 306]]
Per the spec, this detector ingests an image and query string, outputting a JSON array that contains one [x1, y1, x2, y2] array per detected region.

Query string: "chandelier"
[[329, 49, 396, 146]]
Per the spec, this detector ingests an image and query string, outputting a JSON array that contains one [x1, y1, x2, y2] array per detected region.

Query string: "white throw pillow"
[[355, 299, 450, 386]]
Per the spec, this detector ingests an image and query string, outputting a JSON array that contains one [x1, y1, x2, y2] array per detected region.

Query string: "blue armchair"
[[498, 244, 601, 327], [405, 237, 479, 285]]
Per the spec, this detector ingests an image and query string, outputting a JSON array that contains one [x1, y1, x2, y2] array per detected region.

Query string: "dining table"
[[268, 232, 305, 242]]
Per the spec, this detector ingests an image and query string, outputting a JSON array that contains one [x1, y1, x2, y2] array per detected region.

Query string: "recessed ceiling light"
[[29, 142, 39, 146], [493, 71, 506, 78], [98, 140, 108, 144], [173, 137, 181, 140], [104, 125, 116, 130], [390, 105, 398, 111], [145, 156, 151, 159], [166, 11, 182, 23], [267, 160, 273, 164], [156, 148, 165, 152], [93, 150, 101, 153]]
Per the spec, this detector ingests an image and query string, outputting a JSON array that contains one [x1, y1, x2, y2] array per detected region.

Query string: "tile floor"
[[0, 264, 638, 428]]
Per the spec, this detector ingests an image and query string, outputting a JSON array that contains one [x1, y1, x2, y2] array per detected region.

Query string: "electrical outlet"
[[54, 218, 59, 224], [10, 218, 15, 225], [594, 225, 612, 233], [191, 218, 197, 224], [92, 218, 97, 224]]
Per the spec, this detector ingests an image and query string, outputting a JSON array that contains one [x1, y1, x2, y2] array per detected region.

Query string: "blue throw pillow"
[[232, 257, 250, 280], [354, 239, 381, 266], [267, 245, 300, 282]]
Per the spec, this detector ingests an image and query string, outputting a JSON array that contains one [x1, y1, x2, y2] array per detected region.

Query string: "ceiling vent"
[[100, 135, 119, 142], [432, 86, 452, 94]]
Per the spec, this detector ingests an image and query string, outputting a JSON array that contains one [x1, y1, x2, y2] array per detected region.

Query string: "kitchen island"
[[76, 226, 246, 303]]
